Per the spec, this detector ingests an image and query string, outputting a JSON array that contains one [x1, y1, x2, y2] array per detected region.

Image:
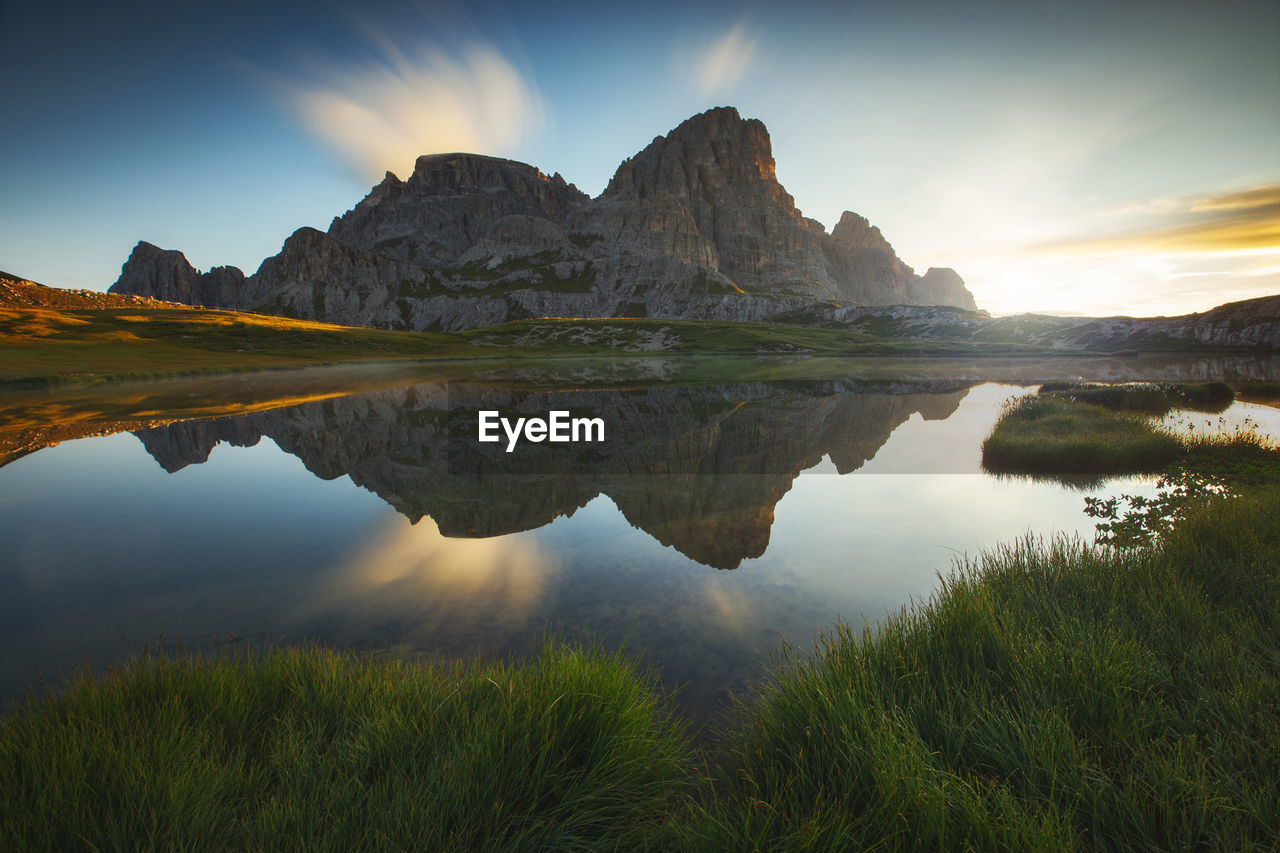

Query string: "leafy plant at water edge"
[[1084, 469, 1233, 548], [1084, 418, 1278, 548]]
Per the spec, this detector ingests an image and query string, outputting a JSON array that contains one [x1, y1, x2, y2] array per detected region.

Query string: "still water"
[[2, 357, 1278, 724]]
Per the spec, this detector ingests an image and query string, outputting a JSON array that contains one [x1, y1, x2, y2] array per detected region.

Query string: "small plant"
[[1084, 469, 1234, 548], [1084, 417, 1277, 547]]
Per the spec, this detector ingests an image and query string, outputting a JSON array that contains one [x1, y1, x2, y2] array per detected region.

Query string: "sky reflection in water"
[[2, 376, 1277, 724]]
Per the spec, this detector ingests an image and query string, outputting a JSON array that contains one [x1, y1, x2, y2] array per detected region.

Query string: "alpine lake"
[[3, 353, 1278, 732]]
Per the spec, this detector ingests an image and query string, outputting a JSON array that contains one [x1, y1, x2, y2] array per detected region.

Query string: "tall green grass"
[[981, 395, 1184, 476], [685, 488, 1280, 851], [0, 641, 694, 852], [1037, 381, 1234, 414]]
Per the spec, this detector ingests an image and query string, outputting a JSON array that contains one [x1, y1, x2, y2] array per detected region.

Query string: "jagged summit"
[[112, 108, 979, 330], [111, 241, 244, 309], [604, 106, 784, 203]]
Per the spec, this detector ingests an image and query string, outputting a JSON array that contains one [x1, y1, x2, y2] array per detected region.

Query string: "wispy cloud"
[[1039, 184, 1280, 255], [272, 36, 543, 181], [1189, 184, 1280, 213], [694, 22, 757, 97]]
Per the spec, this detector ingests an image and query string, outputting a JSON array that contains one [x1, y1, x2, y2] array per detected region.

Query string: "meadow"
[[1, 304, 1067, 389]]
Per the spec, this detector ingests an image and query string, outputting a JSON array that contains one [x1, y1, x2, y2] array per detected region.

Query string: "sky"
[[1, 0, 1276, 317]]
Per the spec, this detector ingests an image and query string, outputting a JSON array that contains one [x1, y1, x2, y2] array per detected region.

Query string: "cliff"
[[110, 242, 244, 309], [111, 108, 979, 330]]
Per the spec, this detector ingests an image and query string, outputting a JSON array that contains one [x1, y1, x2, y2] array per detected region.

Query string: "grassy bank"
[[5, 486, 1276, 851], [981, 382, 1247, 477], [0, 306, 465, 388], [688, 486, 1280, 850], [1036, 380, 1234, 414], [0, 642, 694, 852], [980, 394, 1185, 476]]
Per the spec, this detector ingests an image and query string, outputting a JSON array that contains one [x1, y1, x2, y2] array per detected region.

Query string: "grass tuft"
[[684, 488, 1280, 850], [1037, 381, 1233, 415], [0, 641, 694, 852], [981, 394, 1184, 476]]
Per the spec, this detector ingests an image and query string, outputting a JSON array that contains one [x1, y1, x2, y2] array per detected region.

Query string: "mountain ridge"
[[110, 107, 981, 329]]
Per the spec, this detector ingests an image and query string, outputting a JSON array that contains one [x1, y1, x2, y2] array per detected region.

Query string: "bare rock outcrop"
[[110, 242, 244, 308], [110, 108, 981, 328], [328, 156, 589, 267]]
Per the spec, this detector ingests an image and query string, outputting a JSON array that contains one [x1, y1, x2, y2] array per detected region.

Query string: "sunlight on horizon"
[[906, 181, 1280, 317]]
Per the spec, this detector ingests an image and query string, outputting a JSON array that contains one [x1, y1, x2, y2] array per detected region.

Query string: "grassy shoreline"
[[4, 382, 1277, 850], [981, 382, 1248, 478], [4, 487, 1275, 850]]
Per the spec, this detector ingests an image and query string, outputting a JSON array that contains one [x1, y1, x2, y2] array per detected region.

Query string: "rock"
[[916, 267, 976, 311], [456, 215, 578, 266], [109, 242, 244, 308], [0, 270, 181, 309], [112, 108, 984, 328], [328, 154, 590, 267]]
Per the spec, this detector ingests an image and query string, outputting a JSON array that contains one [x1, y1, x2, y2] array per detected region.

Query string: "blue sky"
[[2, 0, 1276, 316]]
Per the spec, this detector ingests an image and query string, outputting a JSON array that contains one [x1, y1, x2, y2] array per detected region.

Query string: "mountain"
[[110, 107, 978, 330]]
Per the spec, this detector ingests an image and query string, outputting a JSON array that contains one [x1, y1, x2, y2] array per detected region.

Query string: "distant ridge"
[[110, 108, 979, 331], [1, 270, 182, 310]]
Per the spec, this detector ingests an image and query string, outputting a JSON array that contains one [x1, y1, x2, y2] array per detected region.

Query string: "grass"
[[5, 484, 1276, 850], [0, 306, 1070, 388], [0, 641, 694, 852], [981, 395, 1185, 476], [685, 486, 1280, 851], [1036, 381, 1234, 415], [456, 318, 1057, 359], [980, 382, 1258, 478], [1182, 425, 1280, 486], [0, 306, 469, 387], [1234, 381, 1280, 405]]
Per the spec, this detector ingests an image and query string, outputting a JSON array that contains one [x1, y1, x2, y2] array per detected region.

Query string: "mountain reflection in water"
[[5, 358, 1278, 726], [133, 380, 973, 569]]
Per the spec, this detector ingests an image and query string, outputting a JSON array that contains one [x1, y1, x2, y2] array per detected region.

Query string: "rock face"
[[111, 107, 978, 329], [111, 242, 244, 309]]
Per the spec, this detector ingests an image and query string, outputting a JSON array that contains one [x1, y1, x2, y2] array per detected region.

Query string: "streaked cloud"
[[1038, 184, 1280, 255], [1190, 184, 1280, 213], [275, 38, 544, 181], [694, 22, 757, 97]]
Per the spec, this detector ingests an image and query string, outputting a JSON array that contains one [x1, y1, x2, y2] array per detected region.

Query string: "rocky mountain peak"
[[408, 153, 576, 197], [915, 267, 975, 310], [109, 241, 244, 309], [831, 211, 893, 252], [113, 107, 984, 326], [603, 106, 790, 211]]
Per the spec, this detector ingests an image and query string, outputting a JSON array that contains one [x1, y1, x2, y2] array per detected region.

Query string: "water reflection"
[[3, 359, 1278, 724], [132, 379, 975, 569], [309, 515, 560, 644]]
